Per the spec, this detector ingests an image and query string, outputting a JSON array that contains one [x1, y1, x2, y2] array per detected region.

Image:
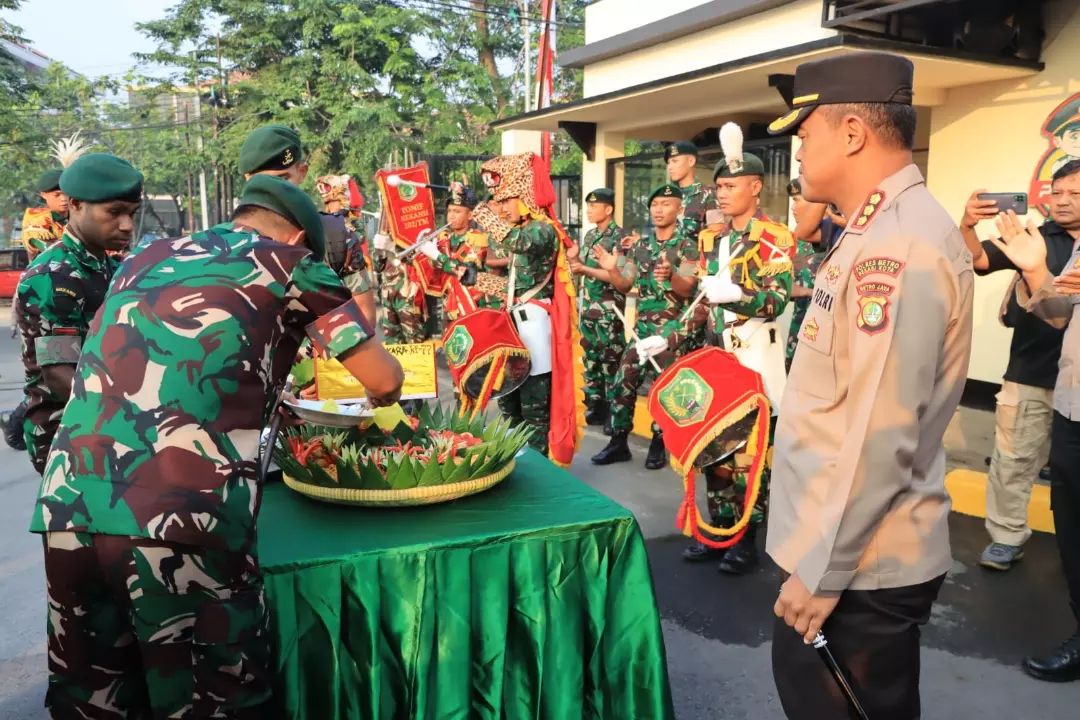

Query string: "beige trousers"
[[985, 380, 1053, 545]]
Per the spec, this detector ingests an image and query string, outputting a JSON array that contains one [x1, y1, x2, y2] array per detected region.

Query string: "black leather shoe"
[[644, 432, 667, 470], [1022, 633, 1080, 682], [591, 431, 632, 465], [719, 525, 760, 575], [585, 403, 608, 427], [682, 541, 726, 563]]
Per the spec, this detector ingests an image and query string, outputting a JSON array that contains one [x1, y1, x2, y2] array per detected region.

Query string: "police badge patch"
[[856, 294, 891, 335]]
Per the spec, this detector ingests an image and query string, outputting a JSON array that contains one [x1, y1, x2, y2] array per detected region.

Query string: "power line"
[[404, 0, 580, 28]]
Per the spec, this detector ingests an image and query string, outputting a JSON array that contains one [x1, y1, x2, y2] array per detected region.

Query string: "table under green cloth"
[[257, 449, 675, 720]]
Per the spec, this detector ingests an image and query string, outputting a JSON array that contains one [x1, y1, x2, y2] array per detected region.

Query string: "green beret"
[[713, 152, 766, 180], [59, 154, 143, 202], [239, 125, 304, 176], [237, 174, 326, 261], [648, 183, 683, 205], [664, 141, 698, 161], [585, 187, 615, 206], [35, 168, 63, 193]]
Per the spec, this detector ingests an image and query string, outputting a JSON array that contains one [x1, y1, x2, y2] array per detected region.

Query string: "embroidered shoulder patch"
[[856, 294, 891, 335], [853, 257, 904, 281], [802, 316, 820, 342], [848, 190, 886, 233]]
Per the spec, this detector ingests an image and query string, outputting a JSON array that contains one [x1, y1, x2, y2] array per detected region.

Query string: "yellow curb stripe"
[[946, 468, 1055, 534]]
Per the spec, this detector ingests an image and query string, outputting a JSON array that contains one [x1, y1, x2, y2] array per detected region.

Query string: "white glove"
[[635, 335, 668, 364], [373, 233, 393, 251], [416, 239, 441, 260], [701, 275, 743, 305]]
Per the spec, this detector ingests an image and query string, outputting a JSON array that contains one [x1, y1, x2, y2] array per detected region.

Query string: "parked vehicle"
[[0, 248, 30, 299]]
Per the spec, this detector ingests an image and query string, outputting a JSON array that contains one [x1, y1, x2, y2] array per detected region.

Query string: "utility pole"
[[190, 50, 210, 231], [521, 0, 531, 112]]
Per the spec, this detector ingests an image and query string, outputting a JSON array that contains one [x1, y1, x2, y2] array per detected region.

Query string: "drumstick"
[[677, 240, 748, 325], [607, 302, 662, 373]]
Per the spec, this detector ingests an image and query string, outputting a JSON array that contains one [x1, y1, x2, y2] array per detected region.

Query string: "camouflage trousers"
[[785, 297, 811, 373], [705, 421, 775, 528], [497, 372, 551, 455], [609, 343, 679, 434], [23, 409, 59, 476], [378, 277, 428, 345], [42, 531, 271, 719], [580, 310, 625, 408]]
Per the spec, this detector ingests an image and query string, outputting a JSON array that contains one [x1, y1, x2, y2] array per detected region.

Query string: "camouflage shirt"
[[699, 210, 794, 329], [619, 225, 700, 341], [679, 181, 719, 236], [322, 211, 373, 296], [434, 227, 487, 275], [579, 220, 626, 308], [21, 207, 66, 260], [504, 216, 558, 301], [31, 222, 375, 552], [16, 232, 119, 437]]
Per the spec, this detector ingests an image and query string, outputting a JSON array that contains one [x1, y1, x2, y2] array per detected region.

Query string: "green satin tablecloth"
[[257, 449, 675, 720]]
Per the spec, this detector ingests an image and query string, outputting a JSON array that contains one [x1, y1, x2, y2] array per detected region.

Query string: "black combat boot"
[[682, 541, 726, 563], [644, 431, 667, 470], [591, 431, 632, 465], [584, 402, 608, 427], [718, 524, 760, 575]]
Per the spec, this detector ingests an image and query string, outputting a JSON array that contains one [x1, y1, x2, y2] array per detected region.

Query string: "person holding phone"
[[959, 161, 1080, 572], [986, 206, 1080, 683]]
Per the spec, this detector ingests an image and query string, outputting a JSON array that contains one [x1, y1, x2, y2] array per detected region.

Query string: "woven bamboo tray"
[[283, 459, 516, 507]]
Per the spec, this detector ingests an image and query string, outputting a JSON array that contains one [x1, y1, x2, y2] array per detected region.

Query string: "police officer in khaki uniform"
[[765, 53, 973, 718]]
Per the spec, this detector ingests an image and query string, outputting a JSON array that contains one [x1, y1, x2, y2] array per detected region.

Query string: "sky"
[[3, 0, 176, 77]]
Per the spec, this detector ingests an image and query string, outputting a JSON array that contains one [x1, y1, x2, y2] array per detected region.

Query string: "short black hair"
[[1052, 159, 1080, 184], [822, 103, 917, 150]]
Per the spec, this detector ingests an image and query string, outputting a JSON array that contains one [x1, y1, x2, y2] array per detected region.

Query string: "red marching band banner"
[[374, 163, 438, 249]]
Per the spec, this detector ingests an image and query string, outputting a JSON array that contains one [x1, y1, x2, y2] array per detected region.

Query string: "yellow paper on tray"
[[314, 342, 438, 400], [373, 404, 410, 431]]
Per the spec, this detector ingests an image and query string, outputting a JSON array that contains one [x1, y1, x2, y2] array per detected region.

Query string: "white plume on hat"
[[719, 122, 745, 174], [51, 131, 90, 168]]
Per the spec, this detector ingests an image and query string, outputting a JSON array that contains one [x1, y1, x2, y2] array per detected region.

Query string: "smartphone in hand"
[[977, 192, 1028, 216]]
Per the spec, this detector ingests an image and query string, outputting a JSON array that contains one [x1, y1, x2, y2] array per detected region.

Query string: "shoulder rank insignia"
[[699, 228, 719, 254], [848, 189, 886, 234]]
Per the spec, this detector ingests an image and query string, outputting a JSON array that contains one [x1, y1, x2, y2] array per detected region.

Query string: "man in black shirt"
[[960, 161, 1080, 571]]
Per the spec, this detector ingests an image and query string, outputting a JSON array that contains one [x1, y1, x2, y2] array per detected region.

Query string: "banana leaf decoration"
[[273, 403, 533, 491]]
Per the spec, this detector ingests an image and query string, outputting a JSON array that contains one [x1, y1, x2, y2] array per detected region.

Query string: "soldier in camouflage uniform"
[[665, 141, 719, 236], [20, 168, 68, 261], [684, 135, 794, 574], [33, 175, 404, 719], [317, 174, 378, 324], [15, 154, 143, 475], [371, 233, 430, 343], [490, 202, 559, 455], [568, 187, 627, 433], [415, 182, 493, 321], [591, 183, 700, 469]]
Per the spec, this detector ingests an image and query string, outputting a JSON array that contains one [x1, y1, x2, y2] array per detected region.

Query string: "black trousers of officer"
[[1050, 411, 1080, 626], [772, 574, 945, 720]]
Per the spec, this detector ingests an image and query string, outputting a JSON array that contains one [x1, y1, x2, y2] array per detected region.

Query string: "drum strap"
[[505, 254, 554, 310]]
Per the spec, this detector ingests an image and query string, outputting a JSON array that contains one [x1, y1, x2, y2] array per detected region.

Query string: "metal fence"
[[607, 138, 792, 233]]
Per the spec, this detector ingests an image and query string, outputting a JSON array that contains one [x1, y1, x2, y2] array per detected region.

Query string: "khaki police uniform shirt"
[[1018, 250, 1080, 420], [766, 164, 974, 594]]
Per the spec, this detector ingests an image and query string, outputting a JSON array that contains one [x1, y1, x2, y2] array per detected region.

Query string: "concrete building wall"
[[582, 0, 833, 97], [927, 1, 1080, 383]]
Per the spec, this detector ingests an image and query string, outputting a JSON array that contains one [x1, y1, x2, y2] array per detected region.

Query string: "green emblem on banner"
[[397, 182, 417, 201], [444, 325, 473, 368], [657, 368, 712, 427]]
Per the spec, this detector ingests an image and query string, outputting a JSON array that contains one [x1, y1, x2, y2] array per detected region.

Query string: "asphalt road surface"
[[0, 316, 1078, 718]]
